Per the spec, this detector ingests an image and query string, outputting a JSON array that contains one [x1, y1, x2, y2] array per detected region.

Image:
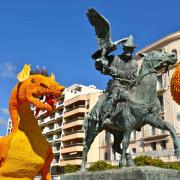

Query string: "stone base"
[[61, 166, 180, 180]]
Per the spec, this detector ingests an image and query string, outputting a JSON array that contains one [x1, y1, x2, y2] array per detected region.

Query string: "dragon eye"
[[40, 83, 48, 88]]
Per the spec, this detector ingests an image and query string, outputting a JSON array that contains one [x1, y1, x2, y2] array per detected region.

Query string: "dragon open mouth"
[[32, 93, 59, 116]]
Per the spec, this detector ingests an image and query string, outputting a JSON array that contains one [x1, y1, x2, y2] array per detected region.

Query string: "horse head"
[[139, 50, 177, 73]]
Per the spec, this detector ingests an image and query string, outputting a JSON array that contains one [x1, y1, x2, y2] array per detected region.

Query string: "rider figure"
[[90, 35, 138, 124]]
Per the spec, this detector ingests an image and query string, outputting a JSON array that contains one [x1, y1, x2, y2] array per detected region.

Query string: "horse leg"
[[119, 130, 131, 167], [112, 131, 134, 167], [112, 132, 123, 154], [146, 115, 180, 158], [81, 121, 99, 171]]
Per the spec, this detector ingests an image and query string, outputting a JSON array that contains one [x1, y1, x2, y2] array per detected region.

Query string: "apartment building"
[[60, 84, 103, 169], [100, 31, 180, 163], [38, 84, 103, 175], [7, 84, 103, 177]]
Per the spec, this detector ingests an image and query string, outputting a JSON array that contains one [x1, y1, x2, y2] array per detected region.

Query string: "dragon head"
[[16, 64, 65, 114]]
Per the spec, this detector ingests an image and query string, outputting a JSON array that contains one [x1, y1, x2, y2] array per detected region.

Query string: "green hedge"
[[64, 157, 180, 173], [88, 160, 113, 171], [64, 164, 78, 174], [134, 156, 180, 170]]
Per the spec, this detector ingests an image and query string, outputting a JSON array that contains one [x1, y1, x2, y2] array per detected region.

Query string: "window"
[[105, 131, 111, 144], [151, 127, 156, 135], [104, 151, 110, 160], [160, 140, 166, 150], [157, 75, 163, 90], [132, 148, 136, 154], [172, 49, 177, 56], [133, 131, 136, 140], [176, 114, 180, 122], [158, 95, 164, 112], [86, 100, 90, 109], [151, 142, 156, 151], [113, 152, 116, 160]]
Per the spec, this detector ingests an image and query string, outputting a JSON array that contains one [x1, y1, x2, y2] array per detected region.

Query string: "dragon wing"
[[87, 8, 112, 49]]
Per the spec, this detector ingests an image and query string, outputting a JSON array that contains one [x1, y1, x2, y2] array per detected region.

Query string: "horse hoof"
[[175, 149, 180, 159], [80, 167, 86, 172], [119, 160, 126, 167], [127, 160, 135, 167]]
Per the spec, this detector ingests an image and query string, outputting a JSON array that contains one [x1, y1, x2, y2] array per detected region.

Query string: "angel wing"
[[87, 8, 112, 49]]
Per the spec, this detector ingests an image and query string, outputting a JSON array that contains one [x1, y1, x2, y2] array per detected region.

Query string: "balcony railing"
[[53, 147, 61, 153], [142, 129, 168, 138], [65, 105, 85, 113], [53, 135, 61, 141], [62, 143, 83, 148], [52, 158, 60, 164], [62, 156, 82, 161], [46, 127, 54, 134], [64, 117, 84, 124], [135, 149, 175, 158], [38, 119, 45, 125], [63, 130, 84, 136], [47, 137, 54, 142], [56, 111, 63, 117], [54, 125, 62, 131]]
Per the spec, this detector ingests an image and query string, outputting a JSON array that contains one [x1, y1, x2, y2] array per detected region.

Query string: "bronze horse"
[[81, 50, 180, 170]]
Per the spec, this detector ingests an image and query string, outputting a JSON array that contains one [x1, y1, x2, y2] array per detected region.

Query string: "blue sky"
[[0, 0, 180, 135]]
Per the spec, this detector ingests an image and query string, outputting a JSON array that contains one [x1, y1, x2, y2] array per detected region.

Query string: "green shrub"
[[134, 156, 165, 167], [89, 160, 113, 171], [64, 164, 78, 174], [165, 162, 180, 170], [134, 156, 180, 170]]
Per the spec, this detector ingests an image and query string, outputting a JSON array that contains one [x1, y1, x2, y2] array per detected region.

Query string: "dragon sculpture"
[[0, 64, 64, 180]]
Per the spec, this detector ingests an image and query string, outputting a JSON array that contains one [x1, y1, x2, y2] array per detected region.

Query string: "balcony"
[[54, 124, 62, 131], [63, 142, 83, 148], [38, 119, 46, 126], [65, 95, 86, 106], [53, 146, 61, 153], [55, 111, 63, 118], [61, 130, 84, 141], [64, 105, 86, 117], [46, 127, 55, 134], [53, 134, 61, 142], [47, 137, 54, 143], [60, 157, 82, 166], [63, 118, 84, 129], [61, 144, 83, 154], [46, 114, 56, 123], [142, 129, 168, 141], [56, 100, 64, 108], [52, 158, 60, 166]]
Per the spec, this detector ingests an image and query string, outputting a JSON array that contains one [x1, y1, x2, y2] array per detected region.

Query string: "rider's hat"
[[121, 35, 137, 48]]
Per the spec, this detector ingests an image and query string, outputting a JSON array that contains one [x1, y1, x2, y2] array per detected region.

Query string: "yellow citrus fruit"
[[171, 64, 180, 104], [17, 64, 31, 82]]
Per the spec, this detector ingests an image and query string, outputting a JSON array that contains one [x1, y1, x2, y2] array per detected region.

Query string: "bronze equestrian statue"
[[81, 8, 180, 170]]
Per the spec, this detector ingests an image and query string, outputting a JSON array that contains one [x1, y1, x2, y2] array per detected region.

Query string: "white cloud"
[[0, 108, 9, 115], [0, 117, 7, 126], [0, 62, 16, 78]]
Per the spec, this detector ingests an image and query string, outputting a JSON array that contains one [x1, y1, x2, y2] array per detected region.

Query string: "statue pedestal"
[[61, 166, 180, 180]]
